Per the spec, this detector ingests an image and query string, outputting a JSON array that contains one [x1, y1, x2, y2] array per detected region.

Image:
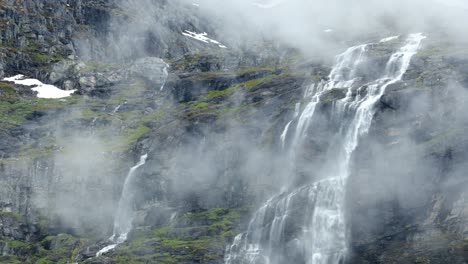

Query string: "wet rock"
[[129, 57, 169, 87]]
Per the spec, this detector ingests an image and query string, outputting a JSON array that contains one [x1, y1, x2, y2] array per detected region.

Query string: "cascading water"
[[225, 33, 426, 264], [160, 63, 169, 91], [280, 102, 301, 148], [96, 154, 148, 256]]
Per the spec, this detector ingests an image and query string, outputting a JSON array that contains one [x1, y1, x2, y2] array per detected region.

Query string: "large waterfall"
[[96, 154, 148, 256], [225, 33, 426, 264]]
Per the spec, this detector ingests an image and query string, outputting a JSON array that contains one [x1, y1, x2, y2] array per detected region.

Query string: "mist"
[[76, 0, 468, 65], [3, 0, 467, 262], [188, 0, 468, 57], [55, 0, 468, 248]]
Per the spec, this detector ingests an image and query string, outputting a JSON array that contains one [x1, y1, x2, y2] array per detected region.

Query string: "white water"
[[96, 154, 148, 257], [280, 103, 301, 148], [160, 64, 169, 91], [225, 33, 426, 264], [112, 104, 122, 113], [380, 36, 399, 43]]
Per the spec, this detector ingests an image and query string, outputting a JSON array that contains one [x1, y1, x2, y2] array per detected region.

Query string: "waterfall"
[[225, 33, 426, 264], [96, 154, 148, 256], [160, 64, 169, 91], [112, 104, 122, 114], [280, 103, 301, 148]]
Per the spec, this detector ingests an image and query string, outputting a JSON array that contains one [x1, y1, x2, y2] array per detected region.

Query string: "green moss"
[[236, 66, 275, 75], [10, 240, 27, 248], [106, 125, 151, 152], [193, 102, 210, 108], [0, 210, 21, 220], [205, 84, 241, 99], [245, 74, 276, 88], [415, 256, 430, 263], [0, 256, 23, 264], [37, 234, 86, 263], [0, 96, 79, 125], [180, 73, 279, 121], [0, 239, 27, 248], [126, 125, 150, 143], [0, 82, 18, 102], [0, 81, 14, 90], [17, 143, 56, 160], [36, 258, 52, 264], [30, 53, 50, 63], [110, 208, 247, 263]]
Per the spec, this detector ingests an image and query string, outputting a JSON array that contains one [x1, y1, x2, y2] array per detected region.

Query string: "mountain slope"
[[0, 1, 466, 264]]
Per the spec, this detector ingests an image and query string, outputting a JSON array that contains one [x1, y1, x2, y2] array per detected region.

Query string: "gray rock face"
[[346, 37, 468, 263], [0, 62, 4, 79], [129, 57, 169, 88], [0, 0, 109, 77], [52, 60, 125, 92], [47, 57, 169, 95]]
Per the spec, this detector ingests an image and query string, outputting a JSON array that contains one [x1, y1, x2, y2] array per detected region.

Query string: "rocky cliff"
[[0, 1, 466, 264]]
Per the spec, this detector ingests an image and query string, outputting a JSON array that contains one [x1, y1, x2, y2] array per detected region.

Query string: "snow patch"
[[3, 75, 75, 99], [182, 30, 227, 49]]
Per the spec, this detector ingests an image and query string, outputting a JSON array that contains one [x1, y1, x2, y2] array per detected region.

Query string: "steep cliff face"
[[347, 37, 468, 263], [0, 0, 113, 78], [0, 1, 467, 264]]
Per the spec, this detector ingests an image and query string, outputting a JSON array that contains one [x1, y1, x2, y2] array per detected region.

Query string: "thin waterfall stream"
[[96, 154, 148, 257], [225, 33, 426, 264]]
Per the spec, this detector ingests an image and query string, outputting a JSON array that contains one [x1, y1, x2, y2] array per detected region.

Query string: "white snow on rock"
[[324, 29, 333, 33], [182, 30, 227, 49], [380, 36, 400, 43], [2, 75, 75, 99]]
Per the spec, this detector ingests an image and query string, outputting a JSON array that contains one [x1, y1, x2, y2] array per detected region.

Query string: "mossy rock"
[[320, 88, 347, 102], [0, 210, 22, 220], [105, 208, 247, 263]]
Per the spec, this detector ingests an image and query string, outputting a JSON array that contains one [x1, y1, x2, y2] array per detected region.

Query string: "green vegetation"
[[0, 81, 19, 102], [15, 41, 65, 63], [36, 234, 86, 264], [236, 66, 276, 76], [415, 256, 430, 263], [0, 239, 27, 248], [0, 81, 15, 90], [204, 74, 277, 100], [245, 74, 276, 88], [0, 210, 21, 220], [193, 102, 210, 108], [104, 207, 247, 263], [180, 72, 281, 122], [121, 125, 150, 147], [30, 53, 50, 63], [0, 96, 80, 126], [205, 84, 241, 99]]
